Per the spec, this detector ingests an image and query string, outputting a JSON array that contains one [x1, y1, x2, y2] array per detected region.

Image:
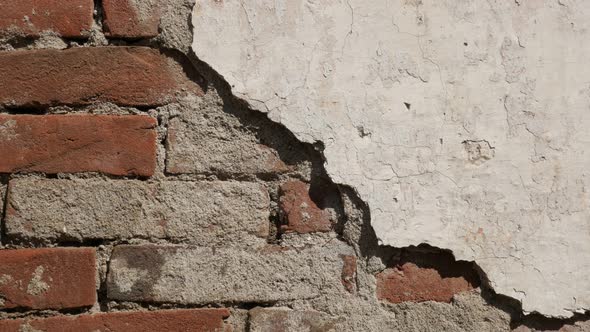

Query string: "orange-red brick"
[[0, 0, 94, 38], [0, 114, 157, 176], [0, 248, 96, 310], [376, 262, 478, 304], [279, 180, 332, 234], [340, 255, 357, 293], [0, 47, 203, 108], [0, 309, 230, 332], [103, 0, 161, 38]]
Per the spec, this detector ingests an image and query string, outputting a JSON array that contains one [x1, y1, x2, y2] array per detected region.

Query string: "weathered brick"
[[249, 307, 337, 332], [0, 47, 202, 108], [0, 248, 96, 310], [165, 103, 288, 176], [0, 114, 157, 176], [340, 255, 357, 293], [6, 178, 269, 247], [376, 261, 478, 303], [0, 0, 93, 38], [107, 244, 353, 304], [279, 180, 332, 234], [0, 309, 230, 332], [103, 0, 161, 38], [0, 177, 6, 218]]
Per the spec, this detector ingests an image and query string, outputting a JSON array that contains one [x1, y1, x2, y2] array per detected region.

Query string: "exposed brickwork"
[[0, 309, 230, 332], [0, 114, 157, 176], [0, 47, 203, 108], [0, 248, 96, 310], [103, 0, 161, 38], [6, 178, 269, 246], [375, 260, 479, 304], [0, 1, 526, 330], [107, 245, 354, 304], [0, 0, 94, 38], [249, 307, 337, 332], [278, 180, 333, 234]]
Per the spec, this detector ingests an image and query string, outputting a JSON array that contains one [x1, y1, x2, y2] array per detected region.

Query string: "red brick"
[[375, 262, 477, 303], [0, 47, 203, 108], [103, 0, 161, 38], [340, 255, 357, 293], [0, 309, 230, 332], [0, 114, 157, 176], [278, 180, 332, 234], [0, 0, 94, 38], [0, 248, 96, 310]]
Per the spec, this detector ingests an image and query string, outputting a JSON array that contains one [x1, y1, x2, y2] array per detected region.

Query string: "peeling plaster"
[[191, 0, 590, 317]]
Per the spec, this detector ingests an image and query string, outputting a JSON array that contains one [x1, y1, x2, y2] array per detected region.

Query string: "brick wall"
[[0, 1, 567, 331]]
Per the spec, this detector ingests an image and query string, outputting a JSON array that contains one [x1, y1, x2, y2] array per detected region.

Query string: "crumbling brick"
[[103, 0, 161, 38], [6, 178, 270, 247], [0, 309, 230, 332], [279, 180, 333, 234], [249, 307, 337, 332], [165, 108, 289, 177], [0, 47, 203, 108], [340, 255, 357, 293], [107, 245, 354, 304], [0, 0, 93, 38], [375, 261, 478, 304], [0, 248, 96, 310], [0, 114, 157, 176]]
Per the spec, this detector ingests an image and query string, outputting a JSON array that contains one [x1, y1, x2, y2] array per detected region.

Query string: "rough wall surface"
[[191, 0, 590, 318], [0, 0, 588, 331]]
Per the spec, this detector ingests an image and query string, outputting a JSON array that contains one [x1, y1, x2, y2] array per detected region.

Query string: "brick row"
[[5, 178, 270, 247], [107, 245, 355, 304]]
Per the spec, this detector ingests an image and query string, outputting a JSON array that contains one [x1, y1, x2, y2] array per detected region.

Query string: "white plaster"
[[191, 0, 590, 317]]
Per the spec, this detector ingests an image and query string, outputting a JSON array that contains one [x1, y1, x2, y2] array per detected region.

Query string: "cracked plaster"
[[191, 0, 590, 317]]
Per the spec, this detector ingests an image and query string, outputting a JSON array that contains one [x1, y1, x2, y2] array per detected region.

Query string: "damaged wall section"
[[0, 0, 587, 331], [191, 0, 590, 319]]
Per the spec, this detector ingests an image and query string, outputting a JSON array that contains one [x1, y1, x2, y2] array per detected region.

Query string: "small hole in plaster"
[[463, 42, 468, 46], [403, 102, 411, 110]]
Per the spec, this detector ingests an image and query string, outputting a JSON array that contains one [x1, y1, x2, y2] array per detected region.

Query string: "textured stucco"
[[191, 0, 590, 318]]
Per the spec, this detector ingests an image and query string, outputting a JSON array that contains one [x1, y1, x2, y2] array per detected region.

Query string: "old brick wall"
[[0, 1, 587, 331]]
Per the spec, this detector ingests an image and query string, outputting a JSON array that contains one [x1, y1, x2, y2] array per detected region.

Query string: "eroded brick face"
[[103, 0, 161, 38], [249, 307, 337, 332], [106, 245, 354, 304], [279, 180, 333, 234], [6, 178, 270, 246], [0, 248, 96, 310], [0, 309, 230, 332], [375, 261, 478, 304], [0, 0, 94, 38], [0, 47, 203, 108], [0, 114, 157, 176]]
